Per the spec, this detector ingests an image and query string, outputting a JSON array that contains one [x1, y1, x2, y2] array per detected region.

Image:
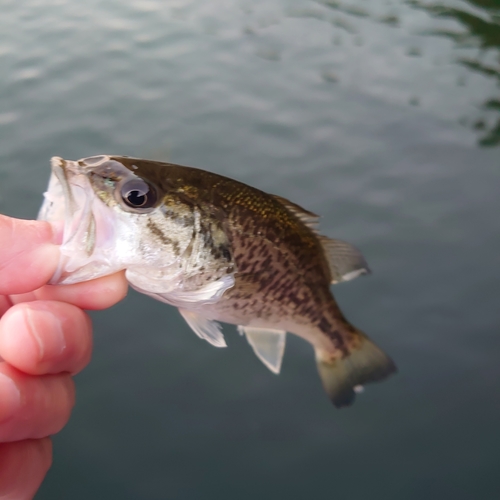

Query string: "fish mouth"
[[38, 156, 116, 284]]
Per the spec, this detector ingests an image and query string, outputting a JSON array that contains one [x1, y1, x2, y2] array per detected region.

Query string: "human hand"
[[0, 215, 128, 499]]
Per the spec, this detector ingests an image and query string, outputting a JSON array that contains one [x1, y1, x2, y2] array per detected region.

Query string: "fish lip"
[[50, 157, 90, 243], [50, 157, 78, 220], [42, 157, 96, 283]]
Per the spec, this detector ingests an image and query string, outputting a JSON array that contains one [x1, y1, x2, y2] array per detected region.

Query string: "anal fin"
[[178, 309, 226, 348], [238, 326, 286, 374]]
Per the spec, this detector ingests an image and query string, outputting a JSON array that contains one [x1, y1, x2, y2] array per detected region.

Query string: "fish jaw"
[[38, 157, 125, 284]]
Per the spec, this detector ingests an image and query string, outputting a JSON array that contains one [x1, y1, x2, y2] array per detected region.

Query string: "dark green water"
[[1, 0, 499, 498]]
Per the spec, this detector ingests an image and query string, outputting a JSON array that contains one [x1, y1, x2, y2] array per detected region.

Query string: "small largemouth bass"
[[38, 155, 396, 407]]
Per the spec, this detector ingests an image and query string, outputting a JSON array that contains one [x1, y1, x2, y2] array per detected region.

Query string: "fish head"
[[38, 155, 235, 300], [38, 154, 184, 284]]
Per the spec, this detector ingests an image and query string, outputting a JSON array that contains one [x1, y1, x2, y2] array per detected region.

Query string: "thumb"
[[0, 216, 60, 295]]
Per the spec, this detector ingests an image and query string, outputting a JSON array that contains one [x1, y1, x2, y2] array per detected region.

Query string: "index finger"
[[9, 271, 128, 311]]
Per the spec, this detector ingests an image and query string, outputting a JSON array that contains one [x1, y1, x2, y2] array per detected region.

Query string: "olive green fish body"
[[126, 159, 379, 353]]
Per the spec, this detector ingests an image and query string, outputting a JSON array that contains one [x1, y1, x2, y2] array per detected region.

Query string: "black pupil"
[[121, 180, 156, 209], [127, 189, 147, 207]]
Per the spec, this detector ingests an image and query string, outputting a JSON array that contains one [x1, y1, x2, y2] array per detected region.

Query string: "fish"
[[38, 155, 396, 407]]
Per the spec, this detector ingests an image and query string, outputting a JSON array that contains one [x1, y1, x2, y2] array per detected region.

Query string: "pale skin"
[[0, 215, 128, 499]]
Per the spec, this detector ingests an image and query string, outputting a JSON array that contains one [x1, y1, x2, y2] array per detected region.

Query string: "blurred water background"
[[1, 0, 499, 498]]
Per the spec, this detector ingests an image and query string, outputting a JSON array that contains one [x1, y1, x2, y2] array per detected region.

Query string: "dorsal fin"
[[272, 194, 320, 231], [271, 194, 370, 284], [319, 236, 371, 284], [238, 326, 287, 374]]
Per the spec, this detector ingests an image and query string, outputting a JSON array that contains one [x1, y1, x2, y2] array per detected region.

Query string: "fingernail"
[[0, 372, 21, 424], [24, 306, 66, 362]]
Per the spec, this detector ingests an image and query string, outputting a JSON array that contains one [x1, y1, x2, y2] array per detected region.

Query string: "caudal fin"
[[315, 329, 396, 408]]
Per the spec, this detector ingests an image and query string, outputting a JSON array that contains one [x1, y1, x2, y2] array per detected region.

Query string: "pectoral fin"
[[167, 275, 235, 305], [319, 237, 371, 284], [178, 309, 226, 348], [238, 326, 287, 374]]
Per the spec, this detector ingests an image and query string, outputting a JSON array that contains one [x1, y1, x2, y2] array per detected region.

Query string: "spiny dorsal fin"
[[178, 309, 226, 348], [237, 326, 287, 374], [272, 194, 320, 231], [319, 236, 371, 284]]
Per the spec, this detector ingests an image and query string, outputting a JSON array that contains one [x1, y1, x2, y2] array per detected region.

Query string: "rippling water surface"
[[1, 1, 499, 499]]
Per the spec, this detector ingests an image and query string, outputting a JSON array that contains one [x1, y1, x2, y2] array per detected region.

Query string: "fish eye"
[[120, 179, 157, 210]]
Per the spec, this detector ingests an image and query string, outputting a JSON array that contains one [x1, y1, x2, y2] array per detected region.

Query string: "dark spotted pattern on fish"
[[112, 157, 385, 360], [146, 218, 181, 255]]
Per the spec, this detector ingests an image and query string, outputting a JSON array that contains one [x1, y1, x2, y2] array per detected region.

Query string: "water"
[[1, 0, 499, 498]]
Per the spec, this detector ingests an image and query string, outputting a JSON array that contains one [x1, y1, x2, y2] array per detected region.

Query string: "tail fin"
[[315, 329, 396, 408]]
